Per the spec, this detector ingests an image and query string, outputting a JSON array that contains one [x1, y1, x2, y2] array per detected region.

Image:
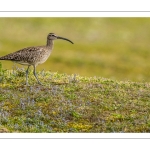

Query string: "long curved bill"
[[57, 36, 74, 44]]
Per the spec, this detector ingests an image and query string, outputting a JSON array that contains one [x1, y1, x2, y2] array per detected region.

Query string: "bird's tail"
[[0, 55, 12, 60]]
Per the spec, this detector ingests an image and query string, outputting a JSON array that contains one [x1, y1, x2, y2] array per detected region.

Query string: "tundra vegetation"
[[0, 18, 150, 132]]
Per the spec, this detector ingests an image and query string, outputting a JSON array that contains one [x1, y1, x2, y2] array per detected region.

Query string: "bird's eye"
[[48, 34, 55, 38]]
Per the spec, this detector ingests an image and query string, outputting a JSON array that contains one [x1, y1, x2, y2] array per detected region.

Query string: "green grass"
[[0, 18, 150, 132], [0, 63, 150, 132]]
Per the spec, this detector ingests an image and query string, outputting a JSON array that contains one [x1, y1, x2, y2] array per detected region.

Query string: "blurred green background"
[[0, 18, 150, 82]]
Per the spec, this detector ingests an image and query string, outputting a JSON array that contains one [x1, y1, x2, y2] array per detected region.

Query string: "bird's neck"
[[46, 40, 54, 49]]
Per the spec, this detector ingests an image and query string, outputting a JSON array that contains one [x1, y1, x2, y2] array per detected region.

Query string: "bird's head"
[[47, 33, 74, 44]]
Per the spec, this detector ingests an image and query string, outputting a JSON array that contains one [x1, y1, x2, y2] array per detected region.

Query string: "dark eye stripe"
[[49, 34, 54, 36]]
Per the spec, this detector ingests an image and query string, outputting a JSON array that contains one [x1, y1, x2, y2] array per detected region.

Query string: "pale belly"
[[36, 50, 52, 65]]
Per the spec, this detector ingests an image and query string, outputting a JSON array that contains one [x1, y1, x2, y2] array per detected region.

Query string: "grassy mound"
[[0, 64, 150, 132]]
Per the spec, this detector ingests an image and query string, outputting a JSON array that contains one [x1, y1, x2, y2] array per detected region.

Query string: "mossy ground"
[[0, 18, 150, 132], [0, 64, 150, 133]]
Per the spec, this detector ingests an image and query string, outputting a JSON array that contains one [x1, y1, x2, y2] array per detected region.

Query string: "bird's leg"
[[33, 65, 42, 85], [26, 65, 30, 85]]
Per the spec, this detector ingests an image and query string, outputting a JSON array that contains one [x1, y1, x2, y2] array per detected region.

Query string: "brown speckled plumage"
[[0, 33, 73, 85], [0, 46, 53, 66]]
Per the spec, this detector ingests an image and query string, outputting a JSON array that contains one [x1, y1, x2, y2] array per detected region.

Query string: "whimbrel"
[[0, 33, 73, 85]]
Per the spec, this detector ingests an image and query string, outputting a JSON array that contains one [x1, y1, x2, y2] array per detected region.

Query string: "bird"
[[0, 33, 74, 85]]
